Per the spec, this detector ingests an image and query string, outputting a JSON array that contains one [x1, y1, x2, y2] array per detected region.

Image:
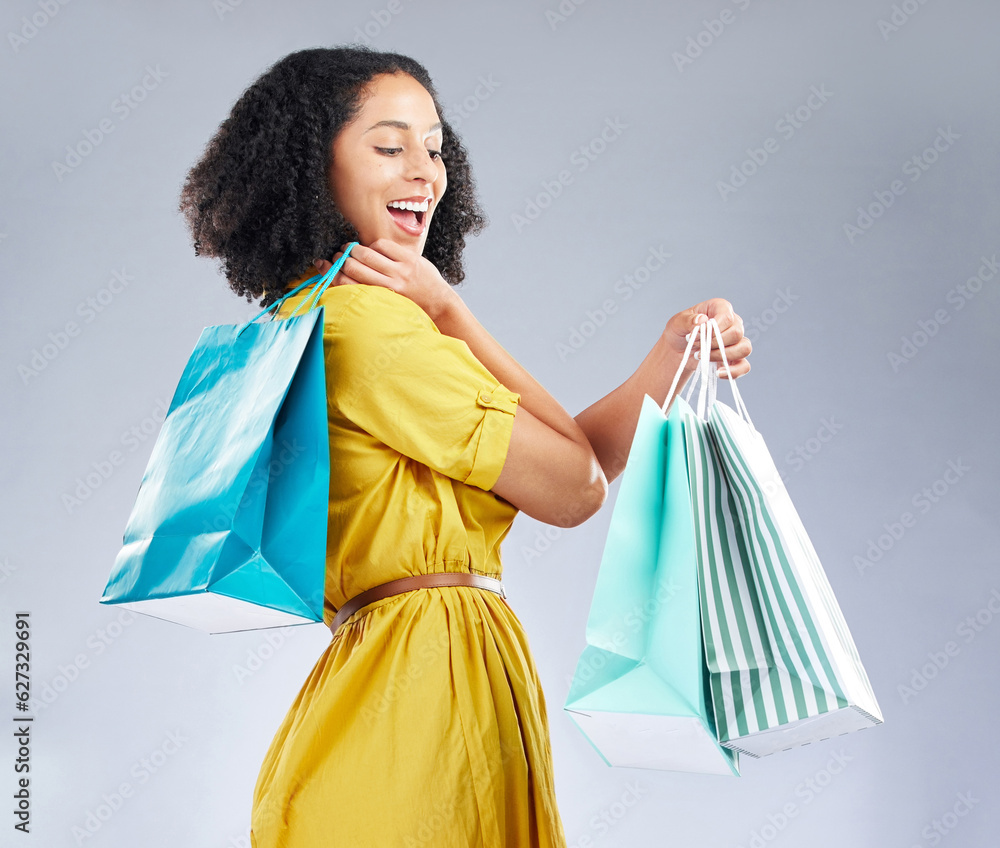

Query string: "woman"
[[180, 45, 751, 848]]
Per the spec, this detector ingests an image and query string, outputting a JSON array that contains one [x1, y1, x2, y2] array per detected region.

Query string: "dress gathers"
[[249, 271, 569, 847]]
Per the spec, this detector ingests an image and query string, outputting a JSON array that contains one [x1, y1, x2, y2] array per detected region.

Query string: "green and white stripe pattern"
[[665, 320, 882, 756]]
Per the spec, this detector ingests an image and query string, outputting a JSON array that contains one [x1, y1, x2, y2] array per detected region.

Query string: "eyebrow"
[[363, 119, 443, 137]]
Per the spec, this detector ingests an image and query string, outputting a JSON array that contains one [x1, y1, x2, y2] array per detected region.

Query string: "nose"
[[402, 144, 439, 184]]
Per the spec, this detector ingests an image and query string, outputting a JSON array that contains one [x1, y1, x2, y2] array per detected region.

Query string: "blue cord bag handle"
[[236, 241, 359, 337]]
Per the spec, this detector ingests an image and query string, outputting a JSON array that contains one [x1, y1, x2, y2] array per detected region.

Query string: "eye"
[[376, 146, 443, 160]]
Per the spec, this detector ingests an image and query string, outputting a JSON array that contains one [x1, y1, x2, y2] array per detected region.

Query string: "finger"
[[725, 313, 745, 344], [337, 255, 399, 291], [689, 300, 741, 347], [718, 359, 751, 379], [340, 243, 396, 274], [696, 323, 738, 353], [707, 338, 753, 363], [330, 244, 392, 280], [711, 312, 740, 347], [327, 263, 359, 287], [683, 311, 709, 342], [367, 238, 410, 261], [727, 360, 750, 378], [704, 316, 747, 353], [706, 324, 737, 351], [698, 298, 734, 325], [315, 250, 351, 283], [350, 240, 414, 280]]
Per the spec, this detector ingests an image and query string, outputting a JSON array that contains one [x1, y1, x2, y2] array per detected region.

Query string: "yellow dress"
[[250, 271, 569, 848]]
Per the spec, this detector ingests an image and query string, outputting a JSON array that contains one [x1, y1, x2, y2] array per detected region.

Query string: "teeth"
[[387, 199, 430, 212]]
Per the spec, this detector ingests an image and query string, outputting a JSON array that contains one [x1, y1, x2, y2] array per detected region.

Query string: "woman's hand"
[[663, 298, 752, 380], [311, 239, 458, 324]]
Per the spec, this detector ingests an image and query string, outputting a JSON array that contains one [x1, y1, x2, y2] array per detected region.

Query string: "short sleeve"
[[326, 285, 521, 491]]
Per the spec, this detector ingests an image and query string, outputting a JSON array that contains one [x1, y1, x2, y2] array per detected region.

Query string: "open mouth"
[[386, 199, 430, 232]]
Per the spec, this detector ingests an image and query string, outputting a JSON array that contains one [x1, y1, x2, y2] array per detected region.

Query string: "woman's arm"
[[324, 242, 585, 439], [573, 300, 752, 485], [431, 295, 751, 524], [573, 331, 692, 487], [432, 293, 608, 528], [320, 241, 608, 527], [318, 243, 750, 527]]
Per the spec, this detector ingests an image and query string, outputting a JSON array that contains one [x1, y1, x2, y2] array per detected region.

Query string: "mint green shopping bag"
[[563, 392, 739, 776]]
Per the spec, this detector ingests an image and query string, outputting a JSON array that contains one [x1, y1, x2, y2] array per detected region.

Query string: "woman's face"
[[329, 72, 447, 255]]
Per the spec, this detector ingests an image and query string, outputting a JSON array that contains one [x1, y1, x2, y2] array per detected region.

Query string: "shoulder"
[[331, 284, 438, 337], [275, 283, 436, 337], [321, 285, 443, 382]]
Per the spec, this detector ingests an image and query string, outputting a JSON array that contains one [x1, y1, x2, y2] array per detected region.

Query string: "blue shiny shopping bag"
[[563, 393, 739, 776], [100, 245, 358, 634]]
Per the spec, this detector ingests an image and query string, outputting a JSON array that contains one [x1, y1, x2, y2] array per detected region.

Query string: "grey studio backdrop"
[[1, 0, 997, 845]]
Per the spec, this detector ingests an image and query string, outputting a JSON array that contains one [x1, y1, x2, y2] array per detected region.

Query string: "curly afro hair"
[[179, 46, 487, 308]]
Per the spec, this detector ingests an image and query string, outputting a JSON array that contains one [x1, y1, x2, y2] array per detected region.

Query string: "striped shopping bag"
[[675, 320, 882, 757]]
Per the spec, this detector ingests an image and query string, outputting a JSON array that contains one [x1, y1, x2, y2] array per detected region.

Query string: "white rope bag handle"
[[660, 317, 755, 431]]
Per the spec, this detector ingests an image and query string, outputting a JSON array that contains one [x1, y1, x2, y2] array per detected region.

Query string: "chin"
[[392, 235, 427, 254]]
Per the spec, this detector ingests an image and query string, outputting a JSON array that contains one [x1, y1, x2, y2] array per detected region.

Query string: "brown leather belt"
[[329, 572, 508, 636]]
